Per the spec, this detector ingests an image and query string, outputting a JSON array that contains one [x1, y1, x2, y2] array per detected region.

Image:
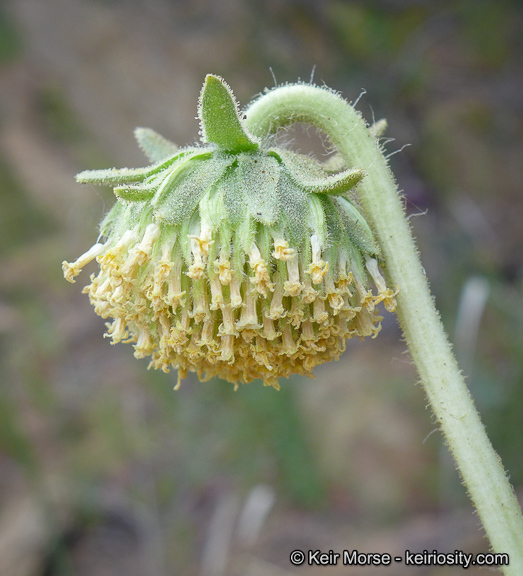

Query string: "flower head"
[[63, 75, 397, 389]]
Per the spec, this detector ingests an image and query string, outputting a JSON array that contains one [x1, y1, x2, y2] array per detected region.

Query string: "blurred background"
[[1, 1, 522, 574]]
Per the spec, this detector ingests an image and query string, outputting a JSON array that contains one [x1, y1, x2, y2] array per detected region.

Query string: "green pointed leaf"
[[288, 162, 365, 195], [333, 196, 379, 255], [76, 149, 200, 186], [276, 171, 310, 244], [199, 184, 227, 229], [114, 181, 157, 202], [234, 211, 257, 258], [76, 165, 154, 185], [319, 196, 344, 245], [219, 163, 248, 227], [152, 154, 232, 226], [239, 154, 280, 225], [76, 147, 209, 186], [134, 127, 178, 162], [76, 160, 173, 186], [199, 75, 258, 153], [309, 167, 366, 195], [276, 148, 365, 195]]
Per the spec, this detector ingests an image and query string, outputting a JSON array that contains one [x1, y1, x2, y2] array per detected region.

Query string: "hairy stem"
[[245, 84, 523, 572]]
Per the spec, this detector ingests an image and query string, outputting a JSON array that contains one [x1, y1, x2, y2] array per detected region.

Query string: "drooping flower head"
[[63, 75, 397, 389]]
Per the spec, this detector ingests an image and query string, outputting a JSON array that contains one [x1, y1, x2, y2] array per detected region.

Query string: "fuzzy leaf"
[[309, 167, 366, 195], [199, 75, 258, 153], [219, 163, 248, 227], [76, 149, 201, 186], [276, 171, 310, 244], [152, 154, 232, 226], [199, 184, 227, 229], [234, 211, 257, 259], [76, 166, 153, 185], [333, 196, 379, 255], [114, 181, 157, 202], [289, 163, 365, 195], [239, 154, 280, 225], [134, 127, 178, 162], [276, 148, 365, 195], [319, 196, 344, 245]]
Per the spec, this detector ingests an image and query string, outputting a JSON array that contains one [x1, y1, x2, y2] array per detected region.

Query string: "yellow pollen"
[[288, 299, 304, 328], [365, 258, 398, 312], [187, 261, 205, 280], [381, 290, 399, 313], [328, 290, 344, 315], [301, 277, 318, 304], [187, 228, 212, 280], [249, 244, 274, 296], [214, 255, 232, 285], [121, 227, 160, 279], [188, 225, 214, 258], [98, 229, 136, 268], [354, 279, 375, 311], [337, 272, 354, 295], [272, 238, 295, 261], [307, 260, 329, 284], [306, 233, 329, 284]]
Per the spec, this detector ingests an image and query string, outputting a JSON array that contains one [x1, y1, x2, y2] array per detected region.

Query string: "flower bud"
[[63, 75, 398, 389]]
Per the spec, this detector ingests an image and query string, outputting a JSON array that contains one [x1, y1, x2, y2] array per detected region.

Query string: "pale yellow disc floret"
[[65, 223, 397, 389], [62, 243, 105, 283], [272, 238, 295, 261]]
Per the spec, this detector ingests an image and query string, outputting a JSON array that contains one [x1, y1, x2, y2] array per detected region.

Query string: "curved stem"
[[245, 84, 523, 572]]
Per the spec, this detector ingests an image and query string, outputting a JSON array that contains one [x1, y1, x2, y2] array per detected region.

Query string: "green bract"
[[78, 76, 374, 256]]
